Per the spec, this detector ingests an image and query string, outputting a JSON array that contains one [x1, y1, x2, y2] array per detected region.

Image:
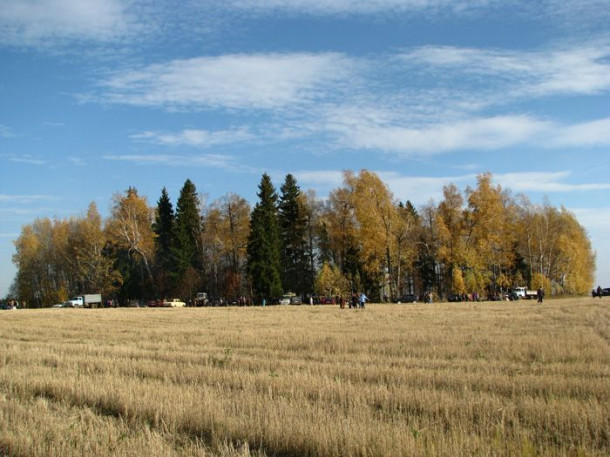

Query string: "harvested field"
[[1, 298, 609, 456]]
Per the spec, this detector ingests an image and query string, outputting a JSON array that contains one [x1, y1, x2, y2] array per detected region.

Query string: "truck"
[[194, 292, 208, 306], [511, 287, 538, 300], [65, 294, 102, 308]]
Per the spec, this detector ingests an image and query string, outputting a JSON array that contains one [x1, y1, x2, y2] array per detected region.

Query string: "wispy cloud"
[[96, 53, 356, 111], [400, 43, 610, 99], [546, 117, 610, 148], [93, 40, 610, 157], [68, 157, 87, 166], [131, 128, 254, 148], [225, 0, 506, 15], [1, 153, 46, 165], [572, 207, 610, 233], [0, 124, 15, 138], [323, 97, 610, 154], [327, 114, 552, 155], [103, 153, 255, 173], [0, 0, 134, 47], [0, 194, 58, 204], [495, 172, 610, 193]]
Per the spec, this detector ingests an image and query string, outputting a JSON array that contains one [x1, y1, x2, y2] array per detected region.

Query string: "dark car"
[[507, 291, 520, 301], [397, 294, 417, 303], [603, 288, 610, 296], [448, 293, 463, 302]]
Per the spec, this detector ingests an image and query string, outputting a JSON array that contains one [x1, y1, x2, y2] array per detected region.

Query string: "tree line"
[[10, 171, 595, 307]]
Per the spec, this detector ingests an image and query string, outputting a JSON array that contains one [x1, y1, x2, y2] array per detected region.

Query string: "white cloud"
[[68, 157, 86, 166], [103, 153, 255, 173], [546, 118, 610, 148], [92, 43, 610, 156], [0, 194, 58, 204], [0, 124, 15, 138], [98, 53, 355, 110], [131, 128, 254, 148], [226, 0, 503, 15], [327, 114, 551, 155], [401, 43, 610, 98], [323, 96, 610, 154], [494, 171, 610, 194], [1, 153, 46, 165], [293, 170, 345, 196], [0, 0, 132, 46], [572, 207, 610, 233]]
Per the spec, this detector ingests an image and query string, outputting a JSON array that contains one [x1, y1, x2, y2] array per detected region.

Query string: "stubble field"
[[0, 298, 608, 457]]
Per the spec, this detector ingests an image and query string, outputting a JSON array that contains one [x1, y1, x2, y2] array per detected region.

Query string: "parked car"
[[397, 294, 417, 303], [448, 293, 463, 302], [280, 293, 298, 305], [507, 290, 520, 301], [163, 298, 186, 307]]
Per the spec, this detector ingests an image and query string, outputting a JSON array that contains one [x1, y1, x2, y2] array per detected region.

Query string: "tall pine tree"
[[278, 174, 311, 297], [173, 179, 201, 279], [153, 187, 175, 296], [247, 173, 282, 302]]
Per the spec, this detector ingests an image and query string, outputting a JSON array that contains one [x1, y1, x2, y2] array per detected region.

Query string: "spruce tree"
[[173, 179, 201, 277], [153, 187, 175, 296], [247, 173, 282, 302], [278, 174, 311, 297], [154, 187, 175, 268]]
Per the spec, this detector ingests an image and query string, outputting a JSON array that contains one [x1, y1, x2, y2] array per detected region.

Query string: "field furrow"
[[1, 299, 608, 456]]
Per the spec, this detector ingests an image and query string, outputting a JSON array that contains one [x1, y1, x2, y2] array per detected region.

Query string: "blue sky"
[[1, 0, 610, 297]]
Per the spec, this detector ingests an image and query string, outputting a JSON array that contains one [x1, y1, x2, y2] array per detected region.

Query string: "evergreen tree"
[[153, 187, 175, 296], [278, 174, 311, 297], [154, 188, 174, 266], [173, 179, 201, 278], [247, 173, 282, 302]]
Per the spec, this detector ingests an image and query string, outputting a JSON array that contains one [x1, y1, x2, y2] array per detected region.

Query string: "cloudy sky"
[[1, 0, 610, 297]]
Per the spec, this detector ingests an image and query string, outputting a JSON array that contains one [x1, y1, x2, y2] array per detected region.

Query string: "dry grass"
[[1, 298, 608, 456]]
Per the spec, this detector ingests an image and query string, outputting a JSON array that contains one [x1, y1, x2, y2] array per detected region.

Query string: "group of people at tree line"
[[305, 292, 369, 309], [592, 285, 605, 298]]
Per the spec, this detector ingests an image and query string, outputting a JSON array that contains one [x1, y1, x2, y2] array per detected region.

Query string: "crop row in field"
[[1, 299, 608, 456]]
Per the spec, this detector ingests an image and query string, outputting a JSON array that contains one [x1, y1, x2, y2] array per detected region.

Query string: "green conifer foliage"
[[278, 174, 312, 297], [153, 187, 175, 296], [154, 187, 175, 267], [173, 179, 201, 278], [247, 174, 282, 302]]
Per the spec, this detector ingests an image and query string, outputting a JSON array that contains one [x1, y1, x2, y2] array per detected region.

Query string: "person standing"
[[359, 292, 368, 309], [596, 285, 603, 298], [537, 287, 544, 303]]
